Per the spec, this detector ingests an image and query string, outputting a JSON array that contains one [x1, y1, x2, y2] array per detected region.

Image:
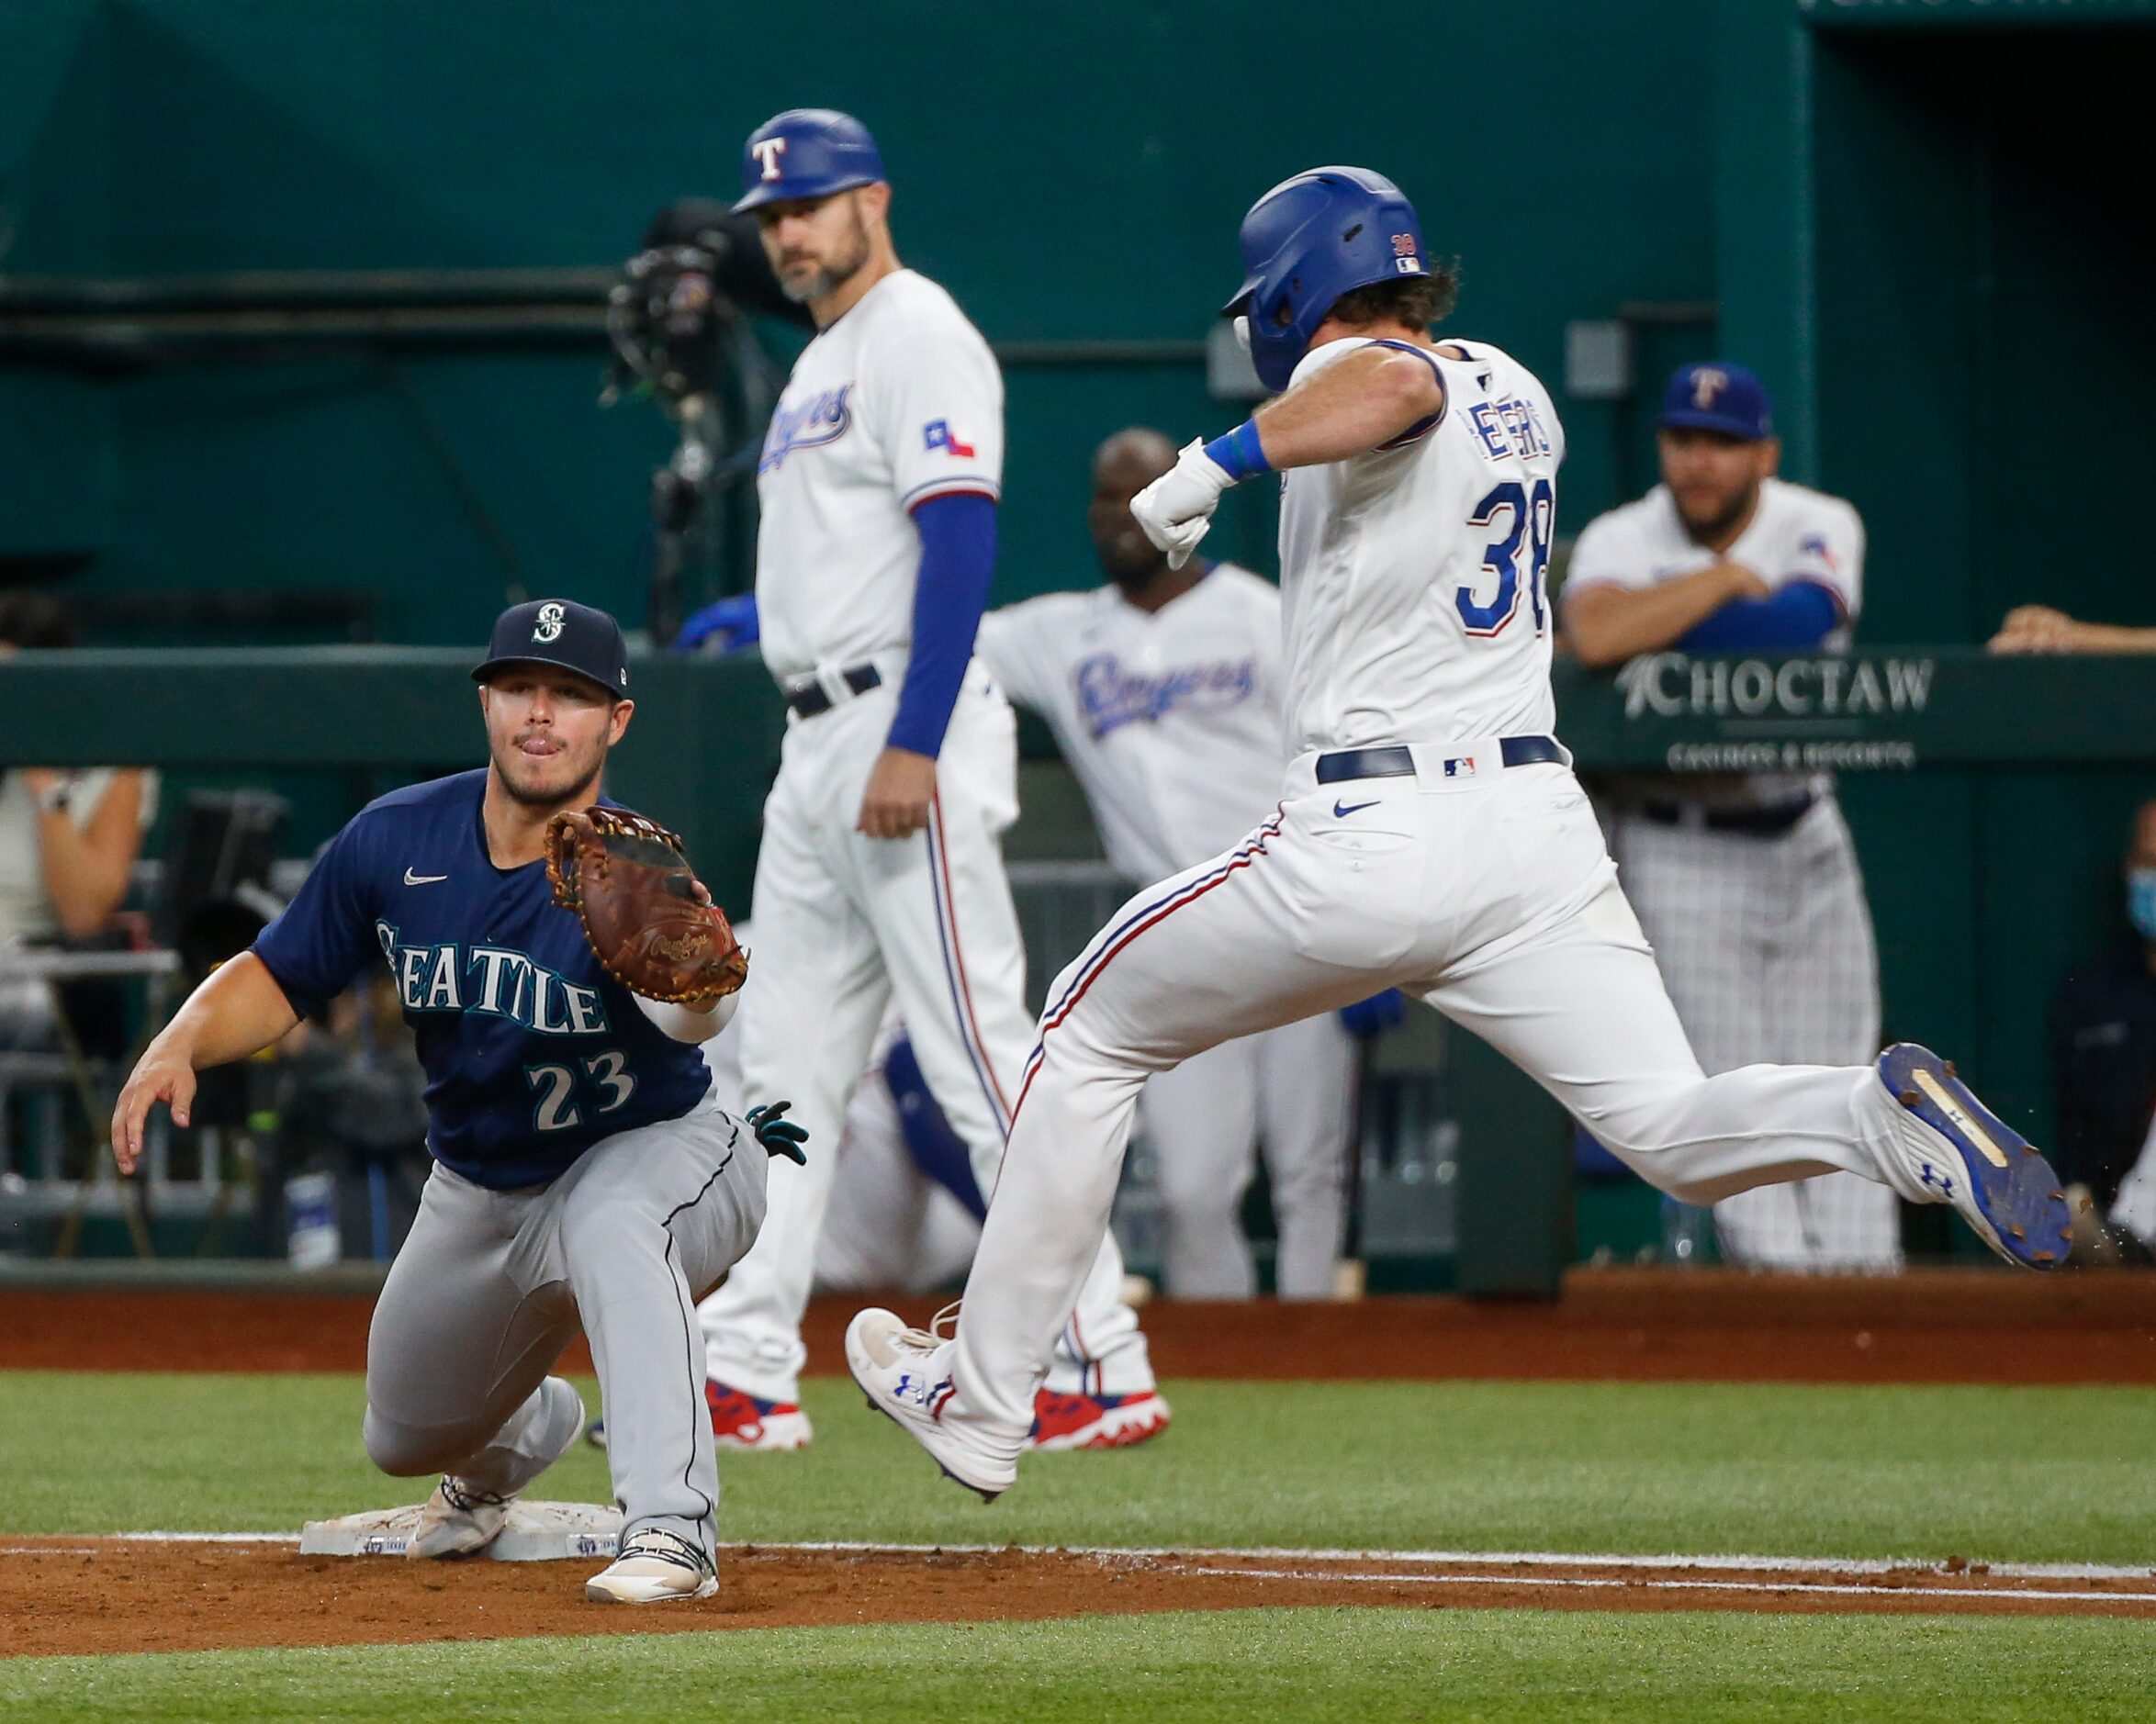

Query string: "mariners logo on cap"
[[533, 602, 567, 643], [1690, 368, 1729, 409]]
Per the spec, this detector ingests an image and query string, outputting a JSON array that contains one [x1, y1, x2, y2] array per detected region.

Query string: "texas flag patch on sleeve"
[[923, 419, 977, 459]]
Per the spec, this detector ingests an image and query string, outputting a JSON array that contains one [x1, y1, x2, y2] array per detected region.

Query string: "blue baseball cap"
[[472, 599, 630, 698], [734, 108, 886, 213], [1658, 362, 1774, 441]]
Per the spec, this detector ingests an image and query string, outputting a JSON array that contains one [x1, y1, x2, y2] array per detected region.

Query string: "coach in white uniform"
[[979, 427, 1358, 1300], [846, 166, 2072, 1500], [697, 110, 1163, 1453], [1564, 364, 1898, 1271]]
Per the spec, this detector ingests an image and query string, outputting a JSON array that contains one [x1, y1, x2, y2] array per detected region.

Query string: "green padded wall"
[[3, 0, 1715, 641]]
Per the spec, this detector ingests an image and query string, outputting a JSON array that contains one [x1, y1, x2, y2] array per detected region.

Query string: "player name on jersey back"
[[1276, 337, 1567, 756]]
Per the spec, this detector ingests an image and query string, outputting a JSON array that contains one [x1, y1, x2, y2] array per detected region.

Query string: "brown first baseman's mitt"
[[544, 806, 748, 1005]]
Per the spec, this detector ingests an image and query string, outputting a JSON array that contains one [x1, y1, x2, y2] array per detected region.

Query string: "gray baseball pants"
[[361, 1094, 767, 1568]]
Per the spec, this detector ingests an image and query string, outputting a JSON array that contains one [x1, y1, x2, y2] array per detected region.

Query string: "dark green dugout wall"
[[1713, 0, 2156, 1226], [0, 0, 1715, 637]]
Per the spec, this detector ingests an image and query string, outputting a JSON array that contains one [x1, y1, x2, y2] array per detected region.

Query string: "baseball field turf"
[[3, 1371, 2152, 1719]]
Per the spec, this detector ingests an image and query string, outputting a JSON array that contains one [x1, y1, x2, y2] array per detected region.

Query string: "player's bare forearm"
[[857, 744, 938, 840], [1989, 605, 2156, 655], [111, 953, 300, 1171], [1252, 344, 1444, 467], [1564, 562, 1769, 668]]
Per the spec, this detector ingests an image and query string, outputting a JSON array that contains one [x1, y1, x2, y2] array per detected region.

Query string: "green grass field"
[[4, 1371, 2153, 1719], [6, 1609, 2153, 1723]]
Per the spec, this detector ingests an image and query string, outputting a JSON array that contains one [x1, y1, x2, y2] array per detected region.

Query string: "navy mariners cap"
[[472, 599, 631, 698], [1658, 362, 1773, 441]]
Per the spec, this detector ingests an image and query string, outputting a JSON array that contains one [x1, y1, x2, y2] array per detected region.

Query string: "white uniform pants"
[[1612, 799, 1901, 1271], [939, 751, 1923, 1456], [1140, 1013, 1356, 1298], [700, 669, 1148, 1402]]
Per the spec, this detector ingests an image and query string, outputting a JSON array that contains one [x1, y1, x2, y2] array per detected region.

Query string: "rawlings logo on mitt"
[[544, 806, 748, 1006]]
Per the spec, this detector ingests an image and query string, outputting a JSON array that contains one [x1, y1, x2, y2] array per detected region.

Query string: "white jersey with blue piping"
[[976, 565, 1287, 885], [250, 770, 713, 1189], [753, 268, 1003, 682], [1276, 336, 1566, 755], [1565, 476, 1863, 636]]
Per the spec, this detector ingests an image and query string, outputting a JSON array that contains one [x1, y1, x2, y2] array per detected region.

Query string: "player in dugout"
[[1562, 363, 1898, 1271], [2050, 799, 2156, 1262]]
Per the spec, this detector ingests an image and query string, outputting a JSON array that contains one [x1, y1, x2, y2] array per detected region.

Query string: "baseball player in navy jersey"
[[1566, 364, 1897, 1271], [111, 600, 800, 1604], [977, 427, 1358, 1300], [695, 108, 1164, 1454], [847, 166, 2075, 1499]]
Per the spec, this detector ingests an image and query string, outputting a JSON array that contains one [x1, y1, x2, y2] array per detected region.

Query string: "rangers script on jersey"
[[976, 565, 1286, 883], [753, 269, 1004, 680]]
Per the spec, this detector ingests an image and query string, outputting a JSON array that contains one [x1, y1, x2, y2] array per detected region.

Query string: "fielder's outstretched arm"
[[110, 952, 300, 1172], [1129, 342, 1443, 566]]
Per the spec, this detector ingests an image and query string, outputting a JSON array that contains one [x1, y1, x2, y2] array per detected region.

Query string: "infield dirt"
[[1, 1539, 2151, 1659]]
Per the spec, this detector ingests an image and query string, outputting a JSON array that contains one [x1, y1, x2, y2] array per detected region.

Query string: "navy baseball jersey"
[[252, 770, 713, 1189]]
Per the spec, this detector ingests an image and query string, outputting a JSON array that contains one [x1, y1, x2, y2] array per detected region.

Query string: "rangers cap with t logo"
[[471, 599, 631, 696], [1657, 361, 1773, 441], [733, 109, 886, 213]]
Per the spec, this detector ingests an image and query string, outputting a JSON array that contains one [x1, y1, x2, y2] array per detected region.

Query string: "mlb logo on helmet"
[[1224, 165, 1430, 392], [923, 420, 976, 459]]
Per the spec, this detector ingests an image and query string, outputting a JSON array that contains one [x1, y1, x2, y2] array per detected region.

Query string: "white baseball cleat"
[[406, 1377, 585, 1560], [845, 1306, 1017, 1501], [585, 1529, 719, 1604]]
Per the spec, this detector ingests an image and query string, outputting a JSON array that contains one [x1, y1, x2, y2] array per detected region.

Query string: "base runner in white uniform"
[[845, 166, 2076, 1497], [978, 427, 1357, 1299], [1566, 364, 1899, 1271], [696, 108, 1163, 1453]]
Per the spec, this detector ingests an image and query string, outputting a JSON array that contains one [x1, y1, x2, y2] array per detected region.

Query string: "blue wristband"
[[1203, 420, 1272, 483]]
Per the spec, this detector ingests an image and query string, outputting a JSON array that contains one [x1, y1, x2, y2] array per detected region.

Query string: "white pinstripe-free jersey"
[[1276, 336, 1565, 754], [753, 269, 1003, 680], [976, 565, 1286, 885]]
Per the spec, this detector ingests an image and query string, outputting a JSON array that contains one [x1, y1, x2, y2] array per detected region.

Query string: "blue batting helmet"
[[734, 108, 886, 214], [1223, 167, 1429, 392]]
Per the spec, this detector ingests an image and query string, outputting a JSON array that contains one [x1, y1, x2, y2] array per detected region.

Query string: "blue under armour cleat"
[[1877, 1043, 2074, 1269]]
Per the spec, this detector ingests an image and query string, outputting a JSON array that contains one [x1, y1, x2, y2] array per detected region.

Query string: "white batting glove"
[[1129, 439, 1235, 569]]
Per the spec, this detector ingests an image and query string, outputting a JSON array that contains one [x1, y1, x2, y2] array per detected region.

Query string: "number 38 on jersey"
[[1458, 476, 1555, 639]]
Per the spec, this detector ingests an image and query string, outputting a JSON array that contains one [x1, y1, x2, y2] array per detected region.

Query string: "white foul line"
[[1176, 1565, 2156, 1606]]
